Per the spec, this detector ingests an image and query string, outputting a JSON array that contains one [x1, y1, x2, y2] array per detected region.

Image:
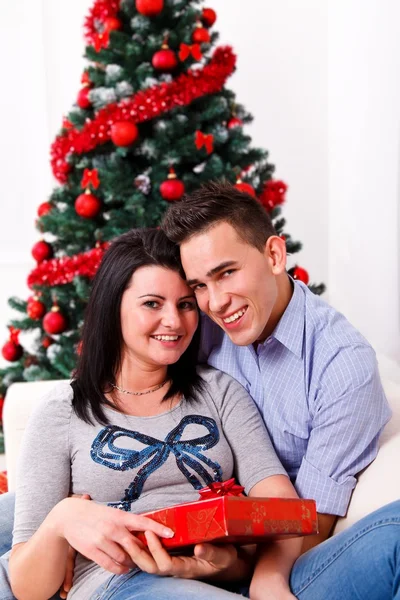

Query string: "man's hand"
[[132, 531, 240, 580]]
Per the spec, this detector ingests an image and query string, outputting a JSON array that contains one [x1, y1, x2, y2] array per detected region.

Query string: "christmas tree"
[[0, 0, 324, 452]]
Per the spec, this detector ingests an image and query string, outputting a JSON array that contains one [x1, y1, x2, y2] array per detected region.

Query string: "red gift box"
[[137, 479, 318, 550]]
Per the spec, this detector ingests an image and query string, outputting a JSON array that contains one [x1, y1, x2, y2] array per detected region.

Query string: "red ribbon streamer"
[[51, 46, 236, 183], [195, 130, 214, 154], [27, 244, 110, 289], [198, 478, 245, 500], [179, 43, 202, 62]]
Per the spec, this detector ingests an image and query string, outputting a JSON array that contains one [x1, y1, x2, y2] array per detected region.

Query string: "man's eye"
[[222, 270, 234, 277], [193, 283, 206, 292]]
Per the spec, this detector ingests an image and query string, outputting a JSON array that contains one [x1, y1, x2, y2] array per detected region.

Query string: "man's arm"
[[301, 513, 337, 554]]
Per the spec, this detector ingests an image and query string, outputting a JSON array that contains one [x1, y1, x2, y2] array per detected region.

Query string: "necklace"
[[110, 378, 169, 396]]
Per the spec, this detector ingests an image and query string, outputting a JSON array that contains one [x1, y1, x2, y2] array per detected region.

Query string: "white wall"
[[0, 0, 398, 366]]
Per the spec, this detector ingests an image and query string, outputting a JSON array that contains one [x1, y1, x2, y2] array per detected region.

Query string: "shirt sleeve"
[[12, 382, 73, 545], [295, 344, 391, 516], [201, 367, 288, 494]]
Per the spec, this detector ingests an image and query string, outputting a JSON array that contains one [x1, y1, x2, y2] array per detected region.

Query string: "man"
[[161, 181, 400, 596], [0, 182, 399, 599]]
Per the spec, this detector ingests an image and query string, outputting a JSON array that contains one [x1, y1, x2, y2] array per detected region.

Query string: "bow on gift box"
[[195, 130, 214, 154], [179, 43, 202, 62], [198, 478, 245, 500], [81, 168, 100, 190]]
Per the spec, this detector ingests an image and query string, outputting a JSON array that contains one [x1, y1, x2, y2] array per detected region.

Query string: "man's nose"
[[208, 286, 229, 314]]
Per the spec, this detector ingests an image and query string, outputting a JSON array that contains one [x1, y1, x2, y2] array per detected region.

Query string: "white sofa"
[[3, 366, 400, 535]]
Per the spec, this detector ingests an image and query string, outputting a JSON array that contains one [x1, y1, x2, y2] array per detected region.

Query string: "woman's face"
[[120, 265, 198, 369]]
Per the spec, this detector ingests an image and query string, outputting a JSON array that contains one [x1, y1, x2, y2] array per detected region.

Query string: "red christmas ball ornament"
[[32, 240, 53, 263], [37, 202, 53, 217], [136, 0, 164, 16], [104, 16, 122, 32], [27, 297, 46, 320], [75, 191, 102, 219], [235, 179, 256, 197], [160, 168, 185, 201], [192, 25, 211, 44], [77, 87, 92, 109], [228, 117, 243, 129], [152, 46, 178, 72], [42, 336, 54, 349], [43, 307, 68, 335], [202, 7, 217, 27], [110, 121, 139, 147], [2, 340, 23, 362], [289, 266, 310, 285], [259, 179, 288, 210]]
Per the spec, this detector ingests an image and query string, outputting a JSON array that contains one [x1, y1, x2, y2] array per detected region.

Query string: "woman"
[[8, 229, 301, 600]]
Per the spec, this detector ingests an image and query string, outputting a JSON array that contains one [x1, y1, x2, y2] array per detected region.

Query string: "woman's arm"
[[248, 475, 302, 600], [9, 497, 176, 600]]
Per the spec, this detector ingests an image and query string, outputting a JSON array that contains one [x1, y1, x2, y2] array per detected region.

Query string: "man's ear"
[[264, 236, 287, 275]]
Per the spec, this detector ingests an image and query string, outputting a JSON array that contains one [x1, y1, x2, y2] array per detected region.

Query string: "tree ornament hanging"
[[160, 168, 185, 201], [152, 43, 178, 72], [259, 179, 288, 210], [136, 0, 164, 17], [77, 87, 92, 109], [202, 7, 217, 27], [104, 16, 122, 32], [288, 266, 309, 285], [81, 70, 92, 86], [43, 306, 68, 335], [37, 202, 53, 217], [228, 116, 243, 129], [235, 178, 256, 197], [75, 190, 102, 219], [1, 327, 23, 362], [111, 121, 139, 146], [42, 336, 54, 349], [32, 240, 53, 263], [27, 296, 46, 320], [192, 23, 211, 44]]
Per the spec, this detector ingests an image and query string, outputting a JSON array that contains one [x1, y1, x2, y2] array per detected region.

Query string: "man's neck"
[[254, 274, 294, 347]]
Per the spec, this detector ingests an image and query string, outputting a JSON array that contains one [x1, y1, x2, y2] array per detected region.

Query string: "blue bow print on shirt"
[[90, 414, 223, 511]]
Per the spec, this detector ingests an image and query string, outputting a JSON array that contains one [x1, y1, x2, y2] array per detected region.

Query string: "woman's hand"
[[50, 497, 175, 576], [130, 531, 241, 580]]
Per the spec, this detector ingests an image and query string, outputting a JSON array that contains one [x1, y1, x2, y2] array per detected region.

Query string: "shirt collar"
[[261, 279, 305, 358]]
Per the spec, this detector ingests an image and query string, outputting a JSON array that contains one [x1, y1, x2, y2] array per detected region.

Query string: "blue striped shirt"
[[199, 280, 391, 516]]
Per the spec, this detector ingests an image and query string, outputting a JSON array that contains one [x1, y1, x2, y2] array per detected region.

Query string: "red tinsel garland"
[[27, 244, 110, 289], [51, 46, 236, 183], [84, 0, 121, 45]]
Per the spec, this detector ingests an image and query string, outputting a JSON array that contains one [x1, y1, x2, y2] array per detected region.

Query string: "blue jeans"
[[1, 492, 400, 599]]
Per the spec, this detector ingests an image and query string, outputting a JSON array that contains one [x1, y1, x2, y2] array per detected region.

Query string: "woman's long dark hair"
[[72, 228, 202, 424]]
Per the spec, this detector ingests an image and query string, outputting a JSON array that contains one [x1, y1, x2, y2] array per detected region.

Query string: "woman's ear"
[[265, 236, 287, 275]]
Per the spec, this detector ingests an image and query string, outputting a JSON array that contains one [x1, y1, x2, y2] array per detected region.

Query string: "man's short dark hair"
[[162, 180, 277, 251]]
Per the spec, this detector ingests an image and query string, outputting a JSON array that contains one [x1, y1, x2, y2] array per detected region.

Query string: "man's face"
[[180, 222, 283, 346]]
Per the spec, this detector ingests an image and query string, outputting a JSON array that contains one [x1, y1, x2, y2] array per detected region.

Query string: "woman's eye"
[[144, 301, 159, 308], [179, 301, 196, 310]]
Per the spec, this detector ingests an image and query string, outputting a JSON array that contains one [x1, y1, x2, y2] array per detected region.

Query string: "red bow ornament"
[[9, 327, 21, 345], [81, 168, 100, 190], [195, 130, 214, 154], [179, 43, 202, 62], [93, 30, 110, 52], [198, 478, 245, 500]]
